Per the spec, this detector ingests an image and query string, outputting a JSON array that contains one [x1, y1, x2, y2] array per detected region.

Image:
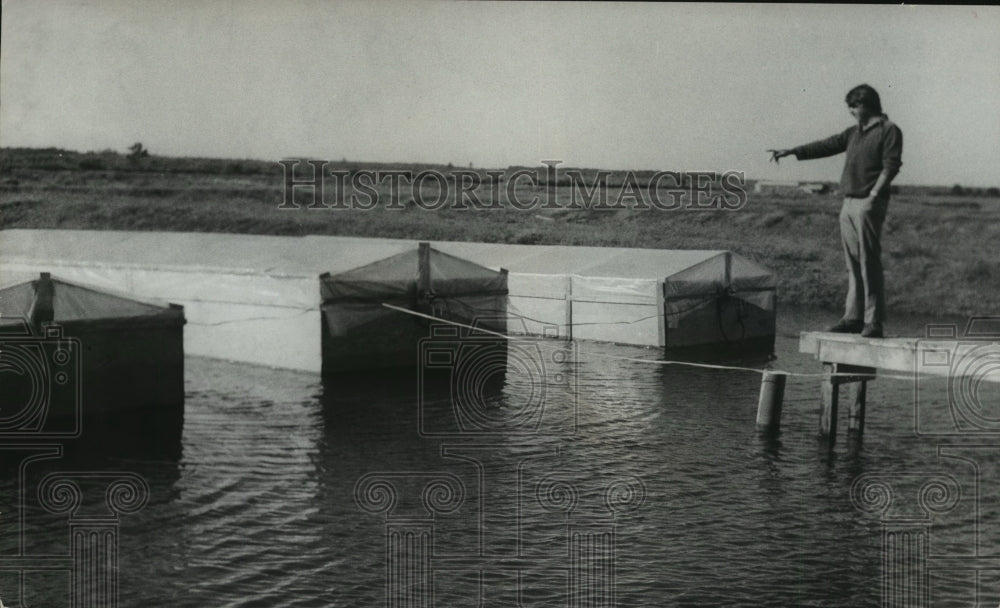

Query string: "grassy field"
[[2, 147, 998, 319]]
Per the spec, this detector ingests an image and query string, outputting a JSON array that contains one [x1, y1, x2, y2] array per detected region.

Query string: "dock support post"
[[755, 372, 786, 432], [848, 381, 867, 435], [820, 363, 839, 444]]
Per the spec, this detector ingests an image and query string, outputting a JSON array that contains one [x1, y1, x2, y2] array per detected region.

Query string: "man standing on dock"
[[768, 84, 902, 338]]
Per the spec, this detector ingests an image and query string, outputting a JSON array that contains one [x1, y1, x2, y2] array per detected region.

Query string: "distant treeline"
[[0, 147, 506, 178], [0, 147, 728, 189], [0, 147, 282, 176], [1, 147, 996, 196]]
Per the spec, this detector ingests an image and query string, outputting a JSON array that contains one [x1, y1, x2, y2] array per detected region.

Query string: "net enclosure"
[[0, 230, 776, 370], [0, 272, 185, 441], [659, 251, 776, 357], [320, 242, 508, 373], [430, 243, 777, 358]]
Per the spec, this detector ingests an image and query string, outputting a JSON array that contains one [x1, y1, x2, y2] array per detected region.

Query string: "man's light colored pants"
[[839, 196, 888, 324]]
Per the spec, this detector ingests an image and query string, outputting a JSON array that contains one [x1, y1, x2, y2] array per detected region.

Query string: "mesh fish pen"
[[320, 243, 508, 373], [0, 272, 185, 444]]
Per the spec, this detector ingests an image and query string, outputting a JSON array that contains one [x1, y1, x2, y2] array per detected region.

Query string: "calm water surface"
[[1, 308, 996, 607]]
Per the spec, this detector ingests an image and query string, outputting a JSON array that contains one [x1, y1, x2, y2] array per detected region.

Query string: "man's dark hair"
[[845, 84, 883, 114]]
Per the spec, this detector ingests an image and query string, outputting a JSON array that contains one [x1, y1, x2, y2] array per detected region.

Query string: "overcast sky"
[[2, 1, 998, 187]]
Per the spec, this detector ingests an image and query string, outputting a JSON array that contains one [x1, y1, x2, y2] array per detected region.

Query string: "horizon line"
[[1, 145, 996, 191]]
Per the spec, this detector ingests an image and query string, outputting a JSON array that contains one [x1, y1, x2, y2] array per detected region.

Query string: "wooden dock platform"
[[790, 330, 1000, 444], [800, 329, 1000, 380], [801, 331, 981, 375]]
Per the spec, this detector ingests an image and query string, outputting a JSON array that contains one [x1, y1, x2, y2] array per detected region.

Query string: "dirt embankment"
[[2, 151, 998, 318]]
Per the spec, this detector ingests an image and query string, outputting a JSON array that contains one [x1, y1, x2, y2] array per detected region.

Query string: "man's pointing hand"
[[767, 149, 792, 164]]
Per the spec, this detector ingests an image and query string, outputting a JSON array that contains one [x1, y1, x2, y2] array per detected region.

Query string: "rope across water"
[[380, 303, 917, 382]]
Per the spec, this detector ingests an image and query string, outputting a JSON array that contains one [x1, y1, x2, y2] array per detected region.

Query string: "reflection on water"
[[0, 308, 995, 607]]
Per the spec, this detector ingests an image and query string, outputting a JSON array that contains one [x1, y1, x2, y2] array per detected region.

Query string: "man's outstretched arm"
[[768, 128, 852, 164]]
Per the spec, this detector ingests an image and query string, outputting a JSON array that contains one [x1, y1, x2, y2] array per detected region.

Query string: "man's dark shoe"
[[861, 323, 883, 338], [827, 319, 864, 333]]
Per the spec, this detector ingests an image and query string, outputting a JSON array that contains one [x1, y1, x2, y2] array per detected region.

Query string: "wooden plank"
[[800, 332, 919, 367], [830, 362, 877, 385], [799, 331, 1000, 380], [820, 362, 839, 442], [799, 331, 920, 354], [816, 337, 914, 372]]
